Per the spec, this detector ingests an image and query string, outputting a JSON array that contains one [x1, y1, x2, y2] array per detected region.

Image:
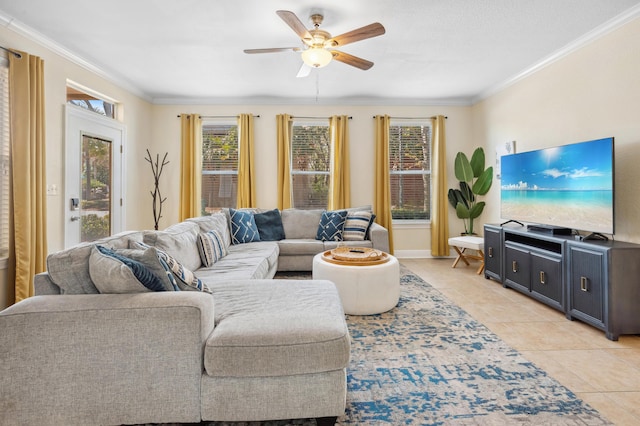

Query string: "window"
[[389, 121, 432, 220], [0, 58, 8, 258], [291, 120, 330, 209], [66, 82, 116, 119], [201, 121, 238, 213]]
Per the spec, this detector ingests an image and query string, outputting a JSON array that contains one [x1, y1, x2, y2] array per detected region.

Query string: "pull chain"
[[315, 71, 320, 103]]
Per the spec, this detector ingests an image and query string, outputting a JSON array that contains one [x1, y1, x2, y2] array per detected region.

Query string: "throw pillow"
[[197, 230, 228, 267], [89, 245, 167, 293], [114, 246, 179, 291], [316, 210, 348, 242], [186, 212, 231, 248], [343, 210, 374, 241], [229, 208, 261, 244], [253, 208, 286, 241], [131, 241, 211, 293]]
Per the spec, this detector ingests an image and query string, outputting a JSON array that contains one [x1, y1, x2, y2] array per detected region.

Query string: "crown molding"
[[152, 95, 474, 107], [0, 11, 152, 102], [472, 4, 640, 104]]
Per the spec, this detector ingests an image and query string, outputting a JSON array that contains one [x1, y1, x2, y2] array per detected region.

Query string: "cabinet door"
[[568, 246, 604, 324], [530, 250, 563, 310], [504, 243, 530, 293], [484, 226, 502, 281]]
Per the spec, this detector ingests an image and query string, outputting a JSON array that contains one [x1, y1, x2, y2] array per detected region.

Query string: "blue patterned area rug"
[[205, 267, 611, 426]]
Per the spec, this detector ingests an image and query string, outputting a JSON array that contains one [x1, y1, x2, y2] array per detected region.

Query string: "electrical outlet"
[[46, 184, 58, 196]]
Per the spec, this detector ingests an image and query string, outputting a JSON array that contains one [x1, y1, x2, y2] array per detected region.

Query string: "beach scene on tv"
[[500, 138, 614, 234]]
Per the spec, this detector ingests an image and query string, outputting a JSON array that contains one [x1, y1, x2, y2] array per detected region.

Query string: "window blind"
[[291, 121, 330, 209], [201, 122, 238, 212], [389, 123, 432, 220], [0, 60, 9, 257]]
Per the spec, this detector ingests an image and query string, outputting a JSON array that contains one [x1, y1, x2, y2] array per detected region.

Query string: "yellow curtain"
[[276, 114, 293, 210], [430, 115, 449, 256], [328, 115, 351, 210], [237, 113, 256, 208], [179, 114, 202, 220], [373, 115, 394, 254], [8, 50, 48, 303]]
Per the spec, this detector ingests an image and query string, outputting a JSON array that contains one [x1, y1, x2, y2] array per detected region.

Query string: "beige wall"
[[0, 25, 154, 254], [472, 17, 640, 243], [151, 104, 474, 255]]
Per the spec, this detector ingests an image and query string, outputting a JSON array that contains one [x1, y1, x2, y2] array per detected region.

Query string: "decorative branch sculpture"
[[144, 149, 169, 230]]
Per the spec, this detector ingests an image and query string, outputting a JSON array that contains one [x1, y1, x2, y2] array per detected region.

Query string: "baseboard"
[[395, 249, 430, 259], [395, 249, 456, 259]]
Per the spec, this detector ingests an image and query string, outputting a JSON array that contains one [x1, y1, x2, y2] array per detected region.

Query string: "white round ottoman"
[[312, 251, 400, 315]]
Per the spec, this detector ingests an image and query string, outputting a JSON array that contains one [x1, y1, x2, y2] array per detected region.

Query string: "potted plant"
[[448, 147, 493, 235]]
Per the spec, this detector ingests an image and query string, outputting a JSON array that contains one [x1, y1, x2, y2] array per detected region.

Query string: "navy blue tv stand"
[[484, 223, 640, 340]]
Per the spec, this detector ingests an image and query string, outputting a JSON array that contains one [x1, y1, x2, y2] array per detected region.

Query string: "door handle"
[[580, 276, 588, 292], [488, 247, 493, 258], [70, 216, 80, 222], [512, 260, 518, 273]]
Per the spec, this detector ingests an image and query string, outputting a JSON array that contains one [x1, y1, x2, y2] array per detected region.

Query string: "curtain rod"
[[177, 114, 260, 118], [0, 46, 22, 58], [372, 115, 447, 119], [293, 116, 352, 119]]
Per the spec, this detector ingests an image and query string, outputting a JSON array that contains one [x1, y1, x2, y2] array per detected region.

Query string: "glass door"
[[80, 135, 112, 241]]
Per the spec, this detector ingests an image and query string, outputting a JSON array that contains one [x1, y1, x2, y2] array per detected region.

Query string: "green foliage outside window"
[[291, 123, 330, 209], [201, 124, 239, 214], [81, 214, 110, 242], [389, 124, 431, 220]]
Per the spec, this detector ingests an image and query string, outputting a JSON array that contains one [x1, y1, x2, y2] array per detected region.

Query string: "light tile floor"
[[401, 257, 640, 426]]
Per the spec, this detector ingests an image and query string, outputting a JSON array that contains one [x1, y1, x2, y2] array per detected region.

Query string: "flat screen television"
[[500, 137, 614, 235]]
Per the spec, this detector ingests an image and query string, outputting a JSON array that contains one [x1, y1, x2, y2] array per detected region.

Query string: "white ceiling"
[[1, 0, 639, 105]]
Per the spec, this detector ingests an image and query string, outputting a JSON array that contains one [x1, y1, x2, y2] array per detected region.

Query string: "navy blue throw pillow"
[[253, 209, 286, 241], [229, 208, 261, 244], [316, 210, 348, 241], [95, 245, 166, 292]]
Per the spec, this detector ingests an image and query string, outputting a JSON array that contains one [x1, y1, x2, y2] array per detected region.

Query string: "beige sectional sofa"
[[0, 207, 389, 425]]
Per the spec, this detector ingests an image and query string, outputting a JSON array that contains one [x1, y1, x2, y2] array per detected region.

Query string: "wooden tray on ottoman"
[[322, 247, 390, 266]]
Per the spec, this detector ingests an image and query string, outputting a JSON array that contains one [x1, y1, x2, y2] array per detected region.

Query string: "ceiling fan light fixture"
[[301, 47, 333, 68]]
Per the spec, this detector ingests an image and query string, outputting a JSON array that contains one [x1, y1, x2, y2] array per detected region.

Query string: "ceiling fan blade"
[[296, 63, 312, 78], [327, 22, 385, 47], [331, 50, 374, 70], [244, 47, 301, 54], [276, 10, 312, 42]]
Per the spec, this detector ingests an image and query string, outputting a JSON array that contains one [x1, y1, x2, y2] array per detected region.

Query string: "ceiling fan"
[[244, 10, 385, 77]]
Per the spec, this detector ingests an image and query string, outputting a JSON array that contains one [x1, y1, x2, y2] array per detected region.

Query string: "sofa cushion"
[[197, 230, 228, 267], [343, 210, 373, 241], [315, 210, 348, 242], [280, 208, 323, 239], [186, 212, 231, 248], [89, 245, 168, 293], [253, 209, 285, 241], [143, 221, 202, 272], [204, 279, 350, 378], [277, 239, 325, 256], [229, 208, 261, 244], [46, 231, 144, 294], [197, 242, 279, 282]]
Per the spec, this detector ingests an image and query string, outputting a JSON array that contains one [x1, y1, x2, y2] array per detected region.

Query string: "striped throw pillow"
[[343, 211, 373, 241], [197, 230, 228, 267], [131, 241, 210, 294]]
